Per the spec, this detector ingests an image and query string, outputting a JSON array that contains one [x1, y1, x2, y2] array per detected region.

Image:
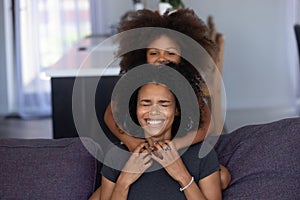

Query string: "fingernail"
[[149, 146, 154, 150]]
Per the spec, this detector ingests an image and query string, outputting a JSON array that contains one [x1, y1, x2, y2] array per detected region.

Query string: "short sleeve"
[[101, 145, 129, 183], [199, 146, 220, 179], [101, 162, 120, 183]]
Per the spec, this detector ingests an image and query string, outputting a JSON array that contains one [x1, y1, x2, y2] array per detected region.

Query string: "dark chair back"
[[294, 24, 300, 63]]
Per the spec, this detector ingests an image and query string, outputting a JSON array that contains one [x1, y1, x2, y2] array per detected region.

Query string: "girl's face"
[[137, 83, 178, 140], [146, 35, 181, 65]]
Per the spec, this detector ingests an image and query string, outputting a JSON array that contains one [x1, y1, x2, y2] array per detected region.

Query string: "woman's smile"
[[146, 119, 165, 126]]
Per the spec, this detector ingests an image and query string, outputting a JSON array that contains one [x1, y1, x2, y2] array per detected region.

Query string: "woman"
[[100, 64, 222, 200], [103, 8, 230, 189]]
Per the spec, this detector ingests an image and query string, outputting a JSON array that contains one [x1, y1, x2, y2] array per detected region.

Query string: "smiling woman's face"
[[146, 35, 181, 65], [136, 83, 178, 140]]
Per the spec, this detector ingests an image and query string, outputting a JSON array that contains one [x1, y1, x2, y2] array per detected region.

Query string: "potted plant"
[[160, 0, 185, 8], [159, 0, 185, 15]]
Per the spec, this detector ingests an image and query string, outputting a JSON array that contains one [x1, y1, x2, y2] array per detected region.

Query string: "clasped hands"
[[121, 140, 188, 185]]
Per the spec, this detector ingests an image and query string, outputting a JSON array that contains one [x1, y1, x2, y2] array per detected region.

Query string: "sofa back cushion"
[[215, 118, 300, 199], [0, 137, 102, 200]]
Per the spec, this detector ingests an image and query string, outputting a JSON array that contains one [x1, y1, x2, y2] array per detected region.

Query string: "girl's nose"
[[157, 57, 168, 64], [157, 52, 168, 64]]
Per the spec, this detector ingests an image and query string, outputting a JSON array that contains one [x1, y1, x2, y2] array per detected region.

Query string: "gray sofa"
[[0, 137, 103, 199], [0, 118, 299, 199]]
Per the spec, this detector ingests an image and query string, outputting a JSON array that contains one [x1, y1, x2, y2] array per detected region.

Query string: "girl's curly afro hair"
[[117, 8, 218, 74]]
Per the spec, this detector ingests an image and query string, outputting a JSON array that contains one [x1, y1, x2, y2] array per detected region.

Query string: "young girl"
[[106, 8, 217, 150]]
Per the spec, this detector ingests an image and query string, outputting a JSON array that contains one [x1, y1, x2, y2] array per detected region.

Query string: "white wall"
[[105, 0, 133, 33], [103, 0, 160, 33], [182, 0, 300, 130], [184, 0, 298, 110]]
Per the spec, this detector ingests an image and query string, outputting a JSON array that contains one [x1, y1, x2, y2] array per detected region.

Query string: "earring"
[[186, 116, 194, 131]]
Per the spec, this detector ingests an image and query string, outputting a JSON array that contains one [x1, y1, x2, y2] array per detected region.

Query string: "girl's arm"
[[104, 102, 145, 152], [172, 98, 211, 150], [88, 186, 101, 200]]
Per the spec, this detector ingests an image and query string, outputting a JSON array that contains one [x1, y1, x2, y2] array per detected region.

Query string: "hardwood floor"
[[0, 116, 53, 139]]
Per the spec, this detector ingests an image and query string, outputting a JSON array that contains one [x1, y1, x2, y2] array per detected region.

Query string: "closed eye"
[[159, 100, 172, 107], [147, 49, 158, 56], [167, 51, 177, 56], [139, 100, 151, 106], [149, 52, 158, 56]]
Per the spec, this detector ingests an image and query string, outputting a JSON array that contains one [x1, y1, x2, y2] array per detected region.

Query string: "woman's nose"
[[149, 104, 161, 116]]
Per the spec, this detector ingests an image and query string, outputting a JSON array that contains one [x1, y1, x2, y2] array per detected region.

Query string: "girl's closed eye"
[[147, 49, 158, 56]]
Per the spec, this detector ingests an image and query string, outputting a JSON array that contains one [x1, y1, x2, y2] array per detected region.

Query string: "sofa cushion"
[[0, 137, 103, 200], [215, 117, 300, 199]]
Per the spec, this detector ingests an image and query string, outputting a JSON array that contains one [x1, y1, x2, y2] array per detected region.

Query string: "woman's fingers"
[[150, 140, 187, 181], [124, 143, 153, 172], [133, 142, 148, 153], [153, 140, 176, 153], [151, 140, 180, 163]]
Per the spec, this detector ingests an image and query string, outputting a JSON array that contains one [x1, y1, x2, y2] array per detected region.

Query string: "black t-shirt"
[[102, 142, 220, 200]]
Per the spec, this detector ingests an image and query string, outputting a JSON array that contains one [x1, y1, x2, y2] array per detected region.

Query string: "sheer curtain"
[[14, 0, 107, 118]]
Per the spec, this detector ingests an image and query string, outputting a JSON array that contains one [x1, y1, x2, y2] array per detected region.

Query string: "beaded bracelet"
[[179, 176, 194, 192]]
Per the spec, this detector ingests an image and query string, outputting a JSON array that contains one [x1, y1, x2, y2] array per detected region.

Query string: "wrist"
[[179, 176, 194, 192], [116, 173, 133, 189], [178, 174, 193, 188]]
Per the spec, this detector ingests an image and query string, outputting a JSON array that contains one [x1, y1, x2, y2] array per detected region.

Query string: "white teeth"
[[147, 120, 163, 125]]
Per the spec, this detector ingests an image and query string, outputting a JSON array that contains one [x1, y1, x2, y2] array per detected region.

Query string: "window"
[[15, 0, 92, 117]]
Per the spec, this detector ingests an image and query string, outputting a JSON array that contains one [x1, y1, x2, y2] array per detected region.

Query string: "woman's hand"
[[108, 143, 153, 200], [118, 143, 153, 185], [150, 140, 190, 184]]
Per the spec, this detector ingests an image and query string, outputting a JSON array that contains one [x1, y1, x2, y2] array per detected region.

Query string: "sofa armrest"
[[215, 118, 300, 199], [0, 137, 103, 200]]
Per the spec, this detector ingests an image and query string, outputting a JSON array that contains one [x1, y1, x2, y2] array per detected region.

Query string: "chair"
[[294, 24, 300, 65], [203, 16, 225, 133], [294, 24, 300, 111]]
